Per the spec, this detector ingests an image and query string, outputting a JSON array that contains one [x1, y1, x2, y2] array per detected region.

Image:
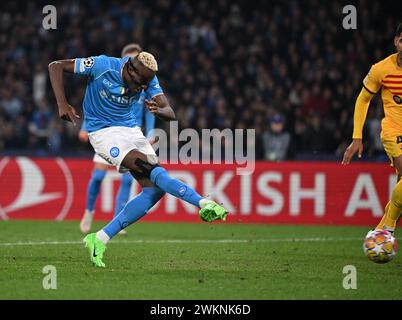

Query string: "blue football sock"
[[150, 166, 203, 208], [86, 169, 106, 211], [103, 187, 165, 238], [114, 172, 133, 217]]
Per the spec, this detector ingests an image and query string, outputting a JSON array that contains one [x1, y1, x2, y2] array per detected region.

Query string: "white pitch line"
[[0, 237, 363, 247]]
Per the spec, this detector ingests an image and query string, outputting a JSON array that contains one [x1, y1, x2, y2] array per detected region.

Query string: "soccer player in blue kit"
[[78, 43, 156, 235], [48, 50, 228, 267]]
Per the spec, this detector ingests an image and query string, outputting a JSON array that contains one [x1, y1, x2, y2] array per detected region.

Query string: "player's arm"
[[48, 59, 80, 125], [145, 94, 176, 121], [342, 87, 375, 165], [78, 118, 89, 142], [144, 105, 156, 138]]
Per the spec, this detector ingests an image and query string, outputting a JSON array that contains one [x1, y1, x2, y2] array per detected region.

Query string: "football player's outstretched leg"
[[84, 151, 228, 267], [49, 51, 228, 268]]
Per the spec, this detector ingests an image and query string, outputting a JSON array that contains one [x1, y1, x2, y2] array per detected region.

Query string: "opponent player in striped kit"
[[343, 23, 402, 234]]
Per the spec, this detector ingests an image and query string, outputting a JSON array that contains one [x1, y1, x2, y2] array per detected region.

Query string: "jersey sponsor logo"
[[393, 95, 402, 105], [99, 89, 139, 105], [102, 79, 113, 87], [110, 147, 120, 158]]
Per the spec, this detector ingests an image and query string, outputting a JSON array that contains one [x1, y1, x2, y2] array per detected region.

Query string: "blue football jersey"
[[74, 55, 163, 133]]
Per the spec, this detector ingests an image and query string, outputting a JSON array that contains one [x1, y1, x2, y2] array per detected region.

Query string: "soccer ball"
[[363, 229, 398, 264]]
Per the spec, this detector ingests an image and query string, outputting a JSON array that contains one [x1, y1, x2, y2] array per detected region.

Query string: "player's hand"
[[147, 136, 159, 145], [342, 139, 363, 165], [145, 97, 159, 115], [78, 130, 89, 142], [58, 103, 80, 126]]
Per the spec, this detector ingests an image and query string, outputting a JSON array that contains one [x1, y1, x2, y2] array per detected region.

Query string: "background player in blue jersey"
[[78, 43, 157, 235], [48, 50, 228, 267]]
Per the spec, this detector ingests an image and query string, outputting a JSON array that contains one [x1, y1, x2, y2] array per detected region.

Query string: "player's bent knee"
[[134, 158, 159, 178], [393, 156, 402, 176]]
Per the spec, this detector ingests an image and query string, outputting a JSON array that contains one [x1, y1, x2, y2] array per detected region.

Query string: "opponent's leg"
[[121, 150, 228, 222], [84, 175, 165, 267], [377, 157, 402, 233], [376, 200, 391, 230], [80, 163, 108, 233]]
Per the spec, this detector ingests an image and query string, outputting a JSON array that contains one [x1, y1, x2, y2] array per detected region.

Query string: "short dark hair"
[[396, 23, 402, 37], [121, 43, 143, 57]]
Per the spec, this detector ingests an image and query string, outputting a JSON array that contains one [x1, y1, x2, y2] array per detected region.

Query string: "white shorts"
[[88, 126, 157, 173], [93, 153, 111, 166]]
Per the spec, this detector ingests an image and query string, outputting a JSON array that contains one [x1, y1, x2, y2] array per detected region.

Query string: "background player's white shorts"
[[88, 126, 157, 173]]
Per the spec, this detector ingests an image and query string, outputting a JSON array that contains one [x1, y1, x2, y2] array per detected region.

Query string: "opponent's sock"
[[86, 169, 107, 211], [150, 167, 203, 207], [102, 187, 165, 239], [382, 179, 402, 232], [114, 172, 133, 218], [376, 201, 390, 230]]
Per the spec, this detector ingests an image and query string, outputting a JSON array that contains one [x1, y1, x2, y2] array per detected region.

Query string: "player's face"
[[125, 57, 155, 93]]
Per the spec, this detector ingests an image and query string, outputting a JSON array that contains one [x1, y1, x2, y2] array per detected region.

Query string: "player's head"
[[123, 51, 158, 93], [121, 43, 142, 58], [394, 23, 402, 53], [269, 113, 285, 133]]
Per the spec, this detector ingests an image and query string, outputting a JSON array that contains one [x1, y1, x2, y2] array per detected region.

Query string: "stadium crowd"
[[0, 0, 399, 161]]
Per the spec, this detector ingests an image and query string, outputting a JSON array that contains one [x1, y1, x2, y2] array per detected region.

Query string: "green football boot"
[[199, 201, 228, 222], [83, 233, 106, 268]]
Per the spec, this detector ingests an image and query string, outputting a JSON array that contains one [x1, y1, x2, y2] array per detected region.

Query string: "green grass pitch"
[[0, 220, 401, 299]]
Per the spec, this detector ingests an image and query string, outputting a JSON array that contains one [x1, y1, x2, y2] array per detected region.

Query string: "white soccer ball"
[[363, 229, 398, 264]]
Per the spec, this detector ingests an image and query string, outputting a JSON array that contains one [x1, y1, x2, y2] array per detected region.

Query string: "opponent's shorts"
[[381, 135, 402, 167], [88, 126, 157, 173]]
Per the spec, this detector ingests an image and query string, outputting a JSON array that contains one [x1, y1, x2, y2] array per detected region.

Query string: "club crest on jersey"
[[110, 147, 120, 158], [393, 95, 402, 105]]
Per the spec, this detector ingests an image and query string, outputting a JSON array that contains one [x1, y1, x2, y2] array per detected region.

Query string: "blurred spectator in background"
[[0, 88, 23, 120], [33, 63, 47, 105], [303, 113, 333, 155], [28, 98, 54, 150], [0, 0, 399, 161], [262, 113, 290, 161]]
